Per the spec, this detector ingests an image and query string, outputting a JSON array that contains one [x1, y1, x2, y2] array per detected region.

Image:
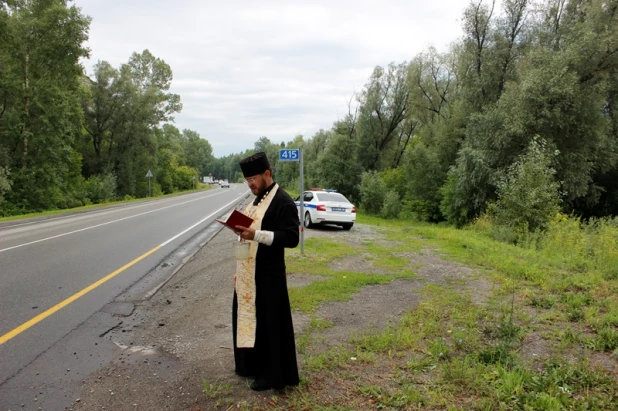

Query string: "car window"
[[303, 192, 314, 201], [316, 193, 350, 203]]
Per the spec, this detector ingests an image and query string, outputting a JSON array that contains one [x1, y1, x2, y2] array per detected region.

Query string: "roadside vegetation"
[[3, 1, 616, 409], [3, 0, 617, 225], [201, 211, 617, 410]]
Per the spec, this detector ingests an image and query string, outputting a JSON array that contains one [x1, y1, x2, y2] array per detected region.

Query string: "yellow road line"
[[0, 245, 162, 345]]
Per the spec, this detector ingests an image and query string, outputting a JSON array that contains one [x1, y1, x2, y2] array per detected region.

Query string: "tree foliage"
[[493, 137, 561, 231], [1, 0, 617, 227], [381, 190, 401, 219], [279, 0, 616, 225], [356, 63, 411, 171], [0, 0, 90, 213], [359, 171, 386, 215], [0, 1, 218, 215]]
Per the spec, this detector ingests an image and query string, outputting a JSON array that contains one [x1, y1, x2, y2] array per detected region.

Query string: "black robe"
[[232, 183, 300, 389]]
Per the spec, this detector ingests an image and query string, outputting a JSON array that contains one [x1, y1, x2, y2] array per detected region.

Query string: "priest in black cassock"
[[232, 152, 300, 391]]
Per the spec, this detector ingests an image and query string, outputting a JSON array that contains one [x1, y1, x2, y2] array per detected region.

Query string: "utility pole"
[[279, 148, 304, 255]]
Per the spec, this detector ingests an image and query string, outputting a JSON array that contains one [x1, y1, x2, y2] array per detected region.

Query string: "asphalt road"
[[0, 185, 248, 407]]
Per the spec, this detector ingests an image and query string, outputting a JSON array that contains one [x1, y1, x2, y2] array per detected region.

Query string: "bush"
[[404, 142, 446, 222], [401, 198, 441, 222], [152, 182, 163, 197], [83, 172, 117, 204], [439, 172, 469, 227], [159, 171, 174, 194], [542, 214, 618, 278], [173, 166, 198, 190], [0, 166, 11, 204], [494, 137, 561, 232], [380, 167, 407, 200], [382, 190, 401, 219], [360, 170, 385, 214]]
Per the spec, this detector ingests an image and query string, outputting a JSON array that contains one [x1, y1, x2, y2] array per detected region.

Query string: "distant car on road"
[[295, 189, 356, 230], [220, 180, 230, 188]]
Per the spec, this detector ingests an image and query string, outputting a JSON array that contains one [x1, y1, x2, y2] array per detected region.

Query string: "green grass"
[[205, 214, 618, 409], [286, 237, 417, 312], [288, 270, 396, 312], [202, 378, 232, 399], [287, 238, 360, 274], [363, 241, 415, 274]]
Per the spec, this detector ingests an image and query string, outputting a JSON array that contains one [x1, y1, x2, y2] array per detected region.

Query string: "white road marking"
[[0, 192, 251, 345], [0, 191, 247, 253], [0, 190, 220, 229]]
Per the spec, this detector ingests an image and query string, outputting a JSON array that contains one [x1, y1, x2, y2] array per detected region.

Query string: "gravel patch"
[[74, 223, 492, 410]]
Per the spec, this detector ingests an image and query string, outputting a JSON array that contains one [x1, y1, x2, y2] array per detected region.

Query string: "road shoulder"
[[74, 223, 489, 410]]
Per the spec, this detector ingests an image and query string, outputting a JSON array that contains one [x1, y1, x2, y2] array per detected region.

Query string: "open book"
[[216, 209, 254, 232]]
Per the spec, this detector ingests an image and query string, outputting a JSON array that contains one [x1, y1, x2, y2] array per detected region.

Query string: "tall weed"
[[542, 214, 618, 278]]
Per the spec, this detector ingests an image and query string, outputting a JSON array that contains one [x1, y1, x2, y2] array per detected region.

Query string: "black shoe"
[[250, 379, 271, 391]]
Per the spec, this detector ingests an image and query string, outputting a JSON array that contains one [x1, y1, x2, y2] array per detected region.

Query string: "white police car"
[[295, 189, 356, 230]]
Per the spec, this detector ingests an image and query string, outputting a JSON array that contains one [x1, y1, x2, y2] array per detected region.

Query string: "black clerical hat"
[[239, 152, 271, 177]]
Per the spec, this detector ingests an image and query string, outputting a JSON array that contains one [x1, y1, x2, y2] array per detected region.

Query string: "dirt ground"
[[73, 223, 491, 410]]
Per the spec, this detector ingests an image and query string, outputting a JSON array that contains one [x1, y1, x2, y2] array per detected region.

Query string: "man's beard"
[[253, 185, 264, 196]]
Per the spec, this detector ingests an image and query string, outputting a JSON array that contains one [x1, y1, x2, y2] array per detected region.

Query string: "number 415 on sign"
[[279, 149, 299, 161]]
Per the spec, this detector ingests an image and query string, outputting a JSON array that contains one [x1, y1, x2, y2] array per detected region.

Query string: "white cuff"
[[254, 230, 274, 246]]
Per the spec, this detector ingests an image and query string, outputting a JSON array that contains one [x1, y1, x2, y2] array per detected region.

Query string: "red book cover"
[[216, 209, 254, 231]]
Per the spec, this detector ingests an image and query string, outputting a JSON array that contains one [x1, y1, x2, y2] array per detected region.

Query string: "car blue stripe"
[[295, 202, 317, 209]]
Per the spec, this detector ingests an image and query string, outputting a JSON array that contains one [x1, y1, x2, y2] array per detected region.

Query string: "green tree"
[[212, 152, 247, 183], [172, 165, 198, 190], [359, 170, 385, 214], [156, 148, 175, 194], [182, 129, 214, 177], [382, 190, 401, 219], [0, 166, 11, 204], [0, 147, 11, 204], [275, 135, 304, 190], [493, 137, 561, 231], [356, 62, 410, 171], [403, 141, 447, 222], [317, 115, 363, 202], [82, 172, 117, 204], [0, 0, 90, 213], [303, 129, 331, 188], [254, 136, 280, 167], [408, 47, 454, 126], [81, 60, 123, 177], [153, 125, 184, 193], [157, 124, 185, 161], [380, 166, 407, 200], [80, 50, 182, 197], [439, 0, 618, 224]]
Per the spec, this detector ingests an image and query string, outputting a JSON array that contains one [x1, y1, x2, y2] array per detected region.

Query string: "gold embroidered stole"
[[235, 184, 279, 348]]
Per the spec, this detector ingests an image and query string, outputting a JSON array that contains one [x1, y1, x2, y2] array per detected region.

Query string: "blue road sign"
[[279, 149, 300, 162]]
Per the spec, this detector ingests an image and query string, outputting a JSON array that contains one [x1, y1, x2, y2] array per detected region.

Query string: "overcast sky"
[[77, 0, 473, 158]]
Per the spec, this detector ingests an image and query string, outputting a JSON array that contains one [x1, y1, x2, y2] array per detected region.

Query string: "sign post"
[[192, 175, 196, 190], [146, 169, 153, 197], [299, 148, 304, 255], [279, 149, 304, 255]]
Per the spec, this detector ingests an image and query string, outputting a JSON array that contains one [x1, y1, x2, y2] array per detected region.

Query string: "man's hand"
[[235, 225, 255, 241]]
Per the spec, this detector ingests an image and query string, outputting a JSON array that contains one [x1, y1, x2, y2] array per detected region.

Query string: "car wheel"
[[341, 223, 353, 231], [304, 212, 314, 228]]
